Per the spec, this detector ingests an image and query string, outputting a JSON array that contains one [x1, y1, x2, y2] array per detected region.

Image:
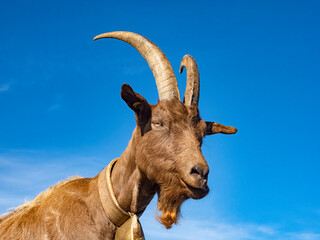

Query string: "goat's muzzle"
[[181, 161, 210, 199], [190, 164, 209, 189]]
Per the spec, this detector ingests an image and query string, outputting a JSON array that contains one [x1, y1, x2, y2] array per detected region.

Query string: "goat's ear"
[[121, 84, 151, 131], [205, 121, 237, 135]]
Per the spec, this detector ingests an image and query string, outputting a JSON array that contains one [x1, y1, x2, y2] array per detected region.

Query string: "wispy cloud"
[[0, 151, 106, 213], [0, 84, 10, 92], [142, 217, 270, 240], [47, 103, 61, 112], [288, 232, 320, 240], [47, 94, 63, 112], [1, 151, 319, 240], [141, 216, 320, 240]]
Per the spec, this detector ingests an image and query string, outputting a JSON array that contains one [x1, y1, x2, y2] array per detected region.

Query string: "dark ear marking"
[[121, 84, 151, 135], [205, 121, 237, 135]]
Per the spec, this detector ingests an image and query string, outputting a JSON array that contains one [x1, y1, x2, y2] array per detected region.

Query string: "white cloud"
[[141, 216, 320, 240], [47, 95, 63, 112], [288, 233, 320, 240], [139, 200, 320, 240], [142, 217, 272, 240], [1, 152, 319, 240], [47, 104, 61, 112], [0, 196, 25, 208], [0, 152, 106, 213], [0, 84, 10, 92]]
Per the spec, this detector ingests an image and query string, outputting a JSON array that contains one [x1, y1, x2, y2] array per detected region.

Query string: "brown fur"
[[0, 85, 211, 239], [0, 176, 116, 239]]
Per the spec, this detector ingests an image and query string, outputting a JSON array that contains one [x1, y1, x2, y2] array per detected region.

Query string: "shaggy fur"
[[0, 84, 211, 239], [0, 176, 116, 239]]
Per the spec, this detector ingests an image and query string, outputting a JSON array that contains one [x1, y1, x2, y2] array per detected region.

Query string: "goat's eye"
[[152, 122, 163, 128]]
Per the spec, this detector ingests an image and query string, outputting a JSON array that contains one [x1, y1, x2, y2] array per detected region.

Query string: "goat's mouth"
[[181, 179, 209, 199]]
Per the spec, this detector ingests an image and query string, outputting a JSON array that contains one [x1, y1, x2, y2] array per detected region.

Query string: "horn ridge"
[[179, 54, 200, 106], [94, 31, 180, 101]]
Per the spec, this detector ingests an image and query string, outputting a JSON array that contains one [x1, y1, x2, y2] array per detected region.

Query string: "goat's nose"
[[190, 164, 209, 182]]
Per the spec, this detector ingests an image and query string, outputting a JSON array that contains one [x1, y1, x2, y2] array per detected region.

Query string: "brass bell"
[[115, 214, 145, 240]]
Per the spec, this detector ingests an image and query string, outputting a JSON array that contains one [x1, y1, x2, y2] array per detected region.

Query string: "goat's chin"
[[156, 185, 187, 229], [154, 175, 209, 229], [156, 207, 180, 229]]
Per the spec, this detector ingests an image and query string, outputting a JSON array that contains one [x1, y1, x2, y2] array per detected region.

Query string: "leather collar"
[[98, 158, 131, 227]]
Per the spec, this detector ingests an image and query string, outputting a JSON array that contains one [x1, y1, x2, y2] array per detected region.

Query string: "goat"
[[0, 31, 237, 240]]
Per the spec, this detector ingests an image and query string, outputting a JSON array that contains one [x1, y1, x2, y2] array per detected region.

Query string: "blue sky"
[[1, 0, 320, 239]]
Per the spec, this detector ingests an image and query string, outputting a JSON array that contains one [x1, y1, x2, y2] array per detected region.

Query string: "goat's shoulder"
[[0, 175, 112, 239]]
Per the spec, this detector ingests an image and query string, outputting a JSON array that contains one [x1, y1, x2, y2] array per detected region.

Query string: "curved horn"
[[179, 55, 200, 106], [94, 31, 180, 101]]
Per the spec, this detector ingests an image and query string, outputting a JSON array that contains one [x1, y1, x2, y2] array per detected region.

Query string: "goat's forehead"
[[151, 99, 199, 121]]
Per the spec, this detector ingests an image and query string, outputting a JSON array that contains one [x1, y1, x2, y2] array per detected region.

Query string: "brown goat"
[[0, 31, 237, 240]]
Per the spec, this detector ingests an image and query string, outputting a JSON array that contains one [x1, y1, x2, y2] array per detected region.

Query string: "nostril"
[[190, 165, 209, 181], [190, 166, 201, 176]]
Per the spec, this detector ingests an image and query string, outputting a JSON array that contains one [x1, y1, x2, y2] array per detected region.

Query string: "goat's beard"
[[156, 184, 188, 229]]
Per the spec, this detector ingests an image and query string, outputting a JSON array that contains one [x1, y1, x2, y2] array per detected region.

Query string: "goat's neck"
[[110, 128, 157, 214]]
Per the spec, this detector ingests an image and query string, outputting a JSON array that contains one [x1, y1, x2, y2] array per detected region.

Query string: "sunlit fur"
[[0, 87, 210, 239], [0, 177, 82, 220], [132, 99, 208, 229], [156, 189, 186, 229]]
